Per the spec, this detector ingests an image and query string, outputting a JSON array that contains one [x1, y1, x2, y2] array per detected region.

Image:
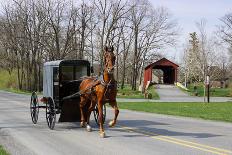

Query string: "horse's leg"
[[97, 98, 105, 138], [86, 100, 96, 132], [79, 97, 86, 127], [108, 101, 119, 127]]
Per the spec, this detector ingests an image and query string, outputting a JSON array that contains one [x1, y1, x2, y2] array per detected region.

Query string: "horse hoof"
[[100, 132, 105, 138], [86, 125, 92, 132], [80, 122, 86, 127], [108, 121, 115, 127]]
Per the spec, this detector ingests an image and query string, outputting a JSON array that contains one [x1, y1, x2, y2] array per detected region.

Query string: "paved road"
[[0, 90, 232, 155]]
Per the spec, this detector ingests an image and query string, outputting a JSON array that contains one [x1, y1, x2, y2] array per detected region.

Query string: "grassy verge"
[[186, 83, 231, 97], [117, 85, 144, 99], [0, 70, 17, 89], [0, 145, 9, 155], [117, 85, 159, 99], [0, 88, 33, 95], [118, 102, 232, 122], [146, 86, 160, 99], [0, 69, 41, 95]]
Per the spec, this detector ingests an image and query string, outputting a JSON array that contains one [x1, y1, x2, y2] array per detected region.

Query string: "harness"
[[62, 74, 116, 101]]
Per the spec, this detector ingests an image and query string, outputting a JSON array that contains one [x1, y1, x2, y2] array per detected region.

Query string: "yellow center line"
[[117, 125, 232, 155], [156, 135, 232, 154], [131, 128, 232, 154], [151, 136, 227, 155]]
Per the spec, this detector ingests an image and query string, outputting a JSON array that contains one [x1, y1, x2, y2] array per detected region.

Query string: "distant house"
[[209, 66, 229, 88]]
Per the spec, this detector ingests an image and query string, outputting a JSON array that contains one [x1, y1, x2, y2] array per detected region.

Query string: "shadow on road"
[[115, 119, 222, 139], [118, 120, 169, 126]]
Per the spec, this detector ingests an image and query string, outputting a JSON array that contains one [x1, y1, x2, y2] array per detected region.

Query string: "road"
[[0, 90, 232, 155]]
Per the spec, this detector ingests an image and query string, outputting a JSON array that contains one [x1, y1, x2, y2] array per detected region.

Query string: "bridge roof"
[[145, 58, 179, 70]]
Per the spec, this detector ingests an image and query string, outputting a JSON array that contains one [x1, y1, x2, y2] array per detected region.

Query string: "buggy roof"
[[44, 60, 90, 67]]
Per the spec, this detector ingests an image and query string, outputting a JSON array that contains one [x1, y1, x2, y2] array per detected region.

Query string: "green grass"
[[0, 87, 33, 95], [146, 86, 160, 99], [187, 83, 231, 97], [0, 69, 41, 95], [0, 70, 17, 89], [117, 85, 144, 98], [118, 102, 232, 122], [0, 69, 25, 94], [0, 145, 9, 155], [117, 85, 159, 99]]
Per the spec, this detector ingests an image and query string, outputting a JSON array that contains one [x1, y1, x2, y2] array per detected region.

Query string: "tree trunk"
[[132, 27, 138, 90], [121, 53, 126, 89]]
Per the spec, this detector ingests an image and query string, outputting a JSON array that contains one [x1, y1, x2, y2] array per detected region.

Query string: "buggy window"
[[61, 65, 88, 81], [62, 66, 74, 81], [53, 67, 59, 82], [75, 65, 87, 80]]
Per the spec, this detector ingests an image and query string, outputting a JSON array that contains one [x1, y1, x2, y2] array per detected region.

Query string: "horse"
[[79, 46, 119, 138]]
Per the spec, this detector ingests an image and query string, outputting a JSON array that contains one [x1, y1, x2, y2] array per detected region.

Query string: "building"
[[144, 58, 179, 88]]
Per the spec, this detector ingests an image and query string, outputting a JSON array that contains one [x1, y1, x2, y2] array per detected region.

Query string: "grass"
[[0, 145, 9, 155], [117, 85, 143, 98], [187, 83, 231, 97], [0, 87, 33, 95], [117, 85, 159, 99], [146, 86, 160, 99], [0, 69, 26, 94], [118, 102, 232, 122], [0, 70, 17, 90], [0, 69, 41, 95]]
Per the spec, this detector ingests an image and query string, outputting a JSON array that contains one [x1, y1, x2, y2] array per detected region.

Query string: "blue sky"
[[150, 0, 232, 61]]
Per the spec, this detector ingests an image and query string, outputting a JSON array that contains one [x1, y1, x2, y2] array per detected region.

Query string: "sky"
[[150, 0, 232, 62]]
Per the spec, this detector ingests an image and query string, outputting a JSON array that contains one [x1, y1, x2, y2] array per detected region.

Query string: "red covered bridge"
[[144, 58, 179, 88]]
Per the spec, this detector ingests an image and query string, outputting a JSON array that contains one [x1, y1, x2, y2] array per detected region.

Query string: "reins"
[[62, 72, 113, 101], [62, 79, 99, 100]]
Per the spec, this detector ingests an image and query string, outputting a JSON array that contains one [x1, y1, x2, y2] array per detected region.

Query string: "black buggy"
[[30, 60, 106, 129]]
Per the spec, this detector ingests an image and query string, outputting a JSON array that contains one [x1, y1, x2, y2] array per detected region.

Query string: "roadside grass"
[[117, 85, 159, 99], [0, 145, 9, 155], [117, 85, 143, 99], [0, 70, 17, 90], [146, 86, 160, 99], [0, 69, 41, 95], [186, 83, 231, 97], [0, 87, 33, 95], [118, 102, 232, 122]]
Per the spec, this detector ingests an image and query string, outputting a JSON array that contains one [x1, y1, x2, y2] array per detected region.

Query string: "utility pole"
[[203, 65, 206, 103], [206, 74, 210, 103]]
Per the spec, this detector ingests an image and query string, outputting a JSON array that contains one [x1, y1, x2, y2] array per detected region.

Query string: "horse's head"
[[104, 46, 116, 74]]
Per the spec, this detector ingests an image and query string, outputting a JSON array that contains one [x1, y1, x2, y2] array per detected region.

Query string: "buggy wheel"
[[93, 103, 106, 126], [30, 92, 39, 124], [46, 97, 56, 130]]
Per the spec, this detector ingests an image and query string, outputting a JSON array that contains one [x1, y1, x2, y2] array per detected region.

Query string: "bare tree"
[[0, 0, 179, 92], [218, 13, 232, 76], [219, 13, 232, 46], [183, 19, 226, 95], [93, 0, 128, 71], [129, 0, 178, 90]]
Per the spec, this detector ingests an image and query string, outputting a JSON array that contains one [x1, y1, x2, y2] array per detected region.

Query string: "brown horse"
[[79, 46, 119, 138]]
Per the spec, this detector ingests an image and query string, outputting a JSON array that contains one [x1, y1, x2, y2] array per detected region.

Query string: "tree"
[[0, 0, 179, 92], [93, 0, 128, 71], [218, 13, 232, 77], [129, 0, 178, 90], [219, 13, 232, 46]]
